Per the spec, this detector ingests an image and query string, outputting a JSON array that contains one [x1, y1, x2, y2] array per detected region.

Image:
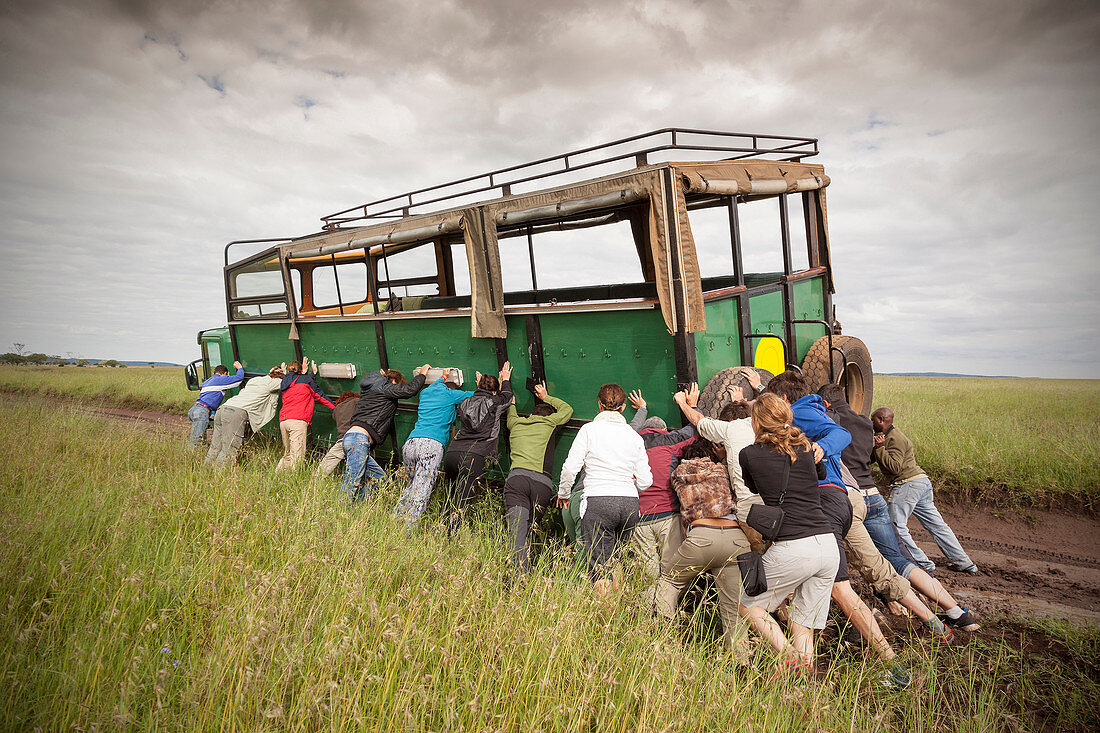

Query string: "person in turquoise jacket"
[[393, 370, 473, 525]]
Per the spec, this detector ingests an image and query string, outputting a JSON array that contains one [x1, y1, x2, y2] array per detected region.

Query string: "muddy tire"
[[801, 335, 874, 416], [697, 367, 775, 418]]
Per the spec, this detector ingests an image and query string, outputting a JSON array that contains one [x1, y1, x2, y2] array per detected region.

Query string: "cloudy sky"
[[1, 0, 1097, 377]]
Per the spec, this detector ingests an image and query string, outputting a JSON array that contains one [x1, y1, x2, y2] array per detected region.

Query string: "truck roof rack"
[[321, 128, 817, 230]]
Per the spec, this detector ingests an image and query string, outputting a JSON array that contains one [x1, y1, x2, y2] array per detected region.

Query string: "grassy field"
[[1, 366, 1097, 508], [0, 364, 195, 414], [875, 376, 1100, 509], [0, 398, 1097, 731]]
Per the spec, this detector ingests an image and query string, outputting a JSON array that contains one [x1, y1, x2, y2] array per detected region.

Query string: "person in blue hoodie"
[[189, 361, 244, 447], [393, 370, 474, 526]]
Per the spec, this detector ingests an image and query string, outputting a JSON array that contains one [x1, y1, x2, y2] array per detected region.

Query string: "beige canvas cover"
[[276, 159, 830, 338]]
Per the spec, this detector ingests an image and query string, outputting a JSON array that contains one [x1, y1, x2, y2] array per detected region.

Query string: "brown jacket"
[[871, 426, 925, 485], [672, 458, 734, 525]]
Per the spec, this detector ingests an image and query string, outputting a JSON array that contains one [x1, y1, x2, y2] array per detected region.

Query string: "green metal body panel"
[[200, 272, 830, 478], [694, 297, 742, 390], [791, 276, 828, 362]]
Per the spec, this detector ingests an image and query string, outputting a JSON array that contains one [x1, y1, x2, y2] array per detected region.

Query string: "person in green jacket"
[[503, 382, 573, 572]]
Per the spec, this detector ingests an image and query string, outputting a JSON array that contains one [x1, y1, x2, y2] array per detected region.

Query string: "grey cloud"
[[0, 0, 1097, 374]]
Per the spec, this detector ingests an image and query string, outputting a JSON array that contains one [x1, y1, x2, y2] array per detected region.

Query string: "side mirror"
[[184, 359, 203, 391]]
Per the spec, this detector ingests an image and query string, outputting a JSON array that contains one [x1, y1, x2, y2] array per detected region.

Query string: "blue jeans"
[[861, 492, 917, 577], [188, 404, 210, 447], [341, 431, 385, 501], [888, 476, 974, 570]]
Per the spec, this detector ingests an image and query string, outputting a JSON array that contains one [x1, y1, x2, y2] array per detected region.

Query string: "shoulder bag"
[[745, 456, 790, 542]]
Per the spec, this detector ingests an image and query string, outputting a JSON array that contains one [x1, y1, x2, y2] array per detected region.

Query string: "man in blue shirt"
[[393, 370, 473, 525], [189, 361, 244, 447]]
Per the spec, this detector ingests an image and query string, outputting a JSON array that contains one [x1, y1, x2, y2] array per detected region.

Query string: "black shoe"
[[940, 608, 981, 632], [947, 563, 980, 575]]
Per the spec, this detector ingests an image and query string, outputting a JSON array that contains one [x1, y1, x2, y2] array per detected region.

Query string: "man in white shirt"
[[557, 383, 653, 588]]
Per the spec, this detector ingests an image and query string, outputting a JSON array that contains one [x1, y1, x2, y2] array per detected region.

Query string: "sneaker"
[[881, 662, 911, 690], [941, 608, 981, 632], [766, 659, 811, 683], [947, 563, 980, 575]]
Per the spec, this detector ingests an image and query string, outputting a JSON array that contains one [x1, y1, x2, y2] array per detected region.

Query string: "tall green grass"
[[0, 400, 1096, 731], [875, 376, 1100, 508]]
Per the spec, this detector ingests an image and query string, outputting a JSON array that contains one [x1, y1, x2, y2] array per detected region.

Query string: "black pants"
[[442, 450, 490, 512], [503, 474, 556, 572], [819, 485, 853, 583], [579, 495, 640, 581]]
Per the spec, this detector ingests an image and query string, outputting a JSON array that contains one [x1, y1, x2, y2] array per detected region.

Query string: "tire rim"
[[841, 362, 866, 413]]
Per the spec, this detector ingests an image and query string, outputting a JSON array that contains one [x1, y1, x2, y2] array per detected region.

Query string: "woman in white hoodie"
[[557, 383, 653, 585]]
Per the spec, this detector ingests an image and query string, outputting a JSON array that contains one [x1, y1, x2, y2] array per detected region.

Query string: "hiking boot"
[[940, 608, 981, 632], [947, 563, 980, 575], [881, 662, 911, 690]]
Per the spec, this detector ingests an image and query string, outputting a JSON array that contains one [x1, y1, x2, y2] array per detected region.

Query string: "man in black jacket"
[[341, 364, 429, 501], [819, 384, 980, 632]]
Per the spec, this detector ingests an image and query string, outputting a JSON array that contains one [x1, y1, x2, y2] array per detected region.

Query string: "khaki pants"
[[275, 419, 309, 472], [655, 525, 751, 648], [844, 490, 911, 602], [204, 405, 249, 466], [315, 440, 346, 477], [630, 513, 685, 605]]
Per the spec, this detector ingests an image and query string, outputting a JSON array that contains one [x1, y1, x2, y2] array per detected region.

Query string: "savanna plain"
[[1, 366, 1098, 731]]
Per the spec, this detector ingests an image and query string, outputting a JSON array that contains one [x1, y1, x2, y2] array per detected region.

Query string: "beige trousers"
[[315, 440, 347, 477], [630, 513, 686, 606], [275, 419, 309, 472], [655, 524, 751, 648], [844, 490, 911, 602]]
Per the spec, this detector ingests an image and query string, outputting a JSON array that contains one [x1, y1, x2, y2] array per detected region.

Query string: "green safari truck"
[[185, 128, 872, 470]]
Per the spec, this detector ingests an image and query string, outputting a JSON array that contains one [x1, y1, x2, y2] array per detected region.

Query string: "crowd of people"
[[190, 359, 981, 688]]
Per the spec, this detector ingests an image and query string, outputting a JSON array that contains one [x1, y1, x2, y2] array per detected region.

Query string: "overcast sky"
[[1, 0, 1097, 377]]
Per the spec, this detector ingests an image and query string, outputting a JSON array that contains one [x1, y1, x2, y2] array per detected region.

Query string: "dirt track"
[[35, 396, 1100, 626], [908, 503, 1100, 625]]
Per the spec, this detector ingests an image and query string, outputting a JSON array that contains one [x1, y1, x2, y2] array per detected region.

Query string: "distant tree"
[[26, 353, 49, 365], [11, 343, 26, 356], [76, 359, 90, 367], [118, 363, 127, 368], [0, 353, 25, 365], [99, 359, 121, 368]]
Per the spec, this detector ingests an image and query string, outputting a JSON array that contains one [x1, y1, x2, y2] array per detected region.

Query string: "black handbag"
[[746, 457, 791, 542], [737, 551, 767, 596]]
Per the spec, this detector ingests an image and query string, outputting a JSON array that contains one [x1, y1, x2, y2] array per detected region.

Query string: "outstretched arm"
[[673, 383, 704, 426]]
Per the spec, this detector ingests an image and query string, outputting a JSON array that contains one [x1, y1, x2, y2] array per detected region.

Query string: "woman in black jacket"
[[442, 362, 513, 532], [737, 393, 839, 676]]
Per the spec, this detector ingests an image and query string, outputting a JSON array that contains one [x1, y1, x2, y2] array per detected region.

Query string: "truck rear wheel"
[[801, 335, 874, 416], [697, 367, 774, 418]]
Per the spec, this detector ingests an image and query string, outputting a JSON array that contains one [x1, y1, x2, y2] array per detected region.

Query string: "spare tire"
[[697, 367, 774, 418], [801, 335, 874, 416]]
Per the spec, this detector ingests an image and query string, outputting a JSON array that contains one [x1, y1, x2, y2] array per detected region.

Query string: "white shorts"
[[740, 533, 840, 630]]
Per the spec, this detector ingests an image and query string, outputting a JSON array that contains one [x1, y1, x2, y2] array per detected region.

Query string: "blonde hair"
[[751, 393, 812, 463]]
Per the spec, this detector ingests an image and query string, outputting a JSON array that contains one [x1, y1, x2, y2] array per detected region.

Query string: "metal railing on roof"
[[320, 128, 818, 230]]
